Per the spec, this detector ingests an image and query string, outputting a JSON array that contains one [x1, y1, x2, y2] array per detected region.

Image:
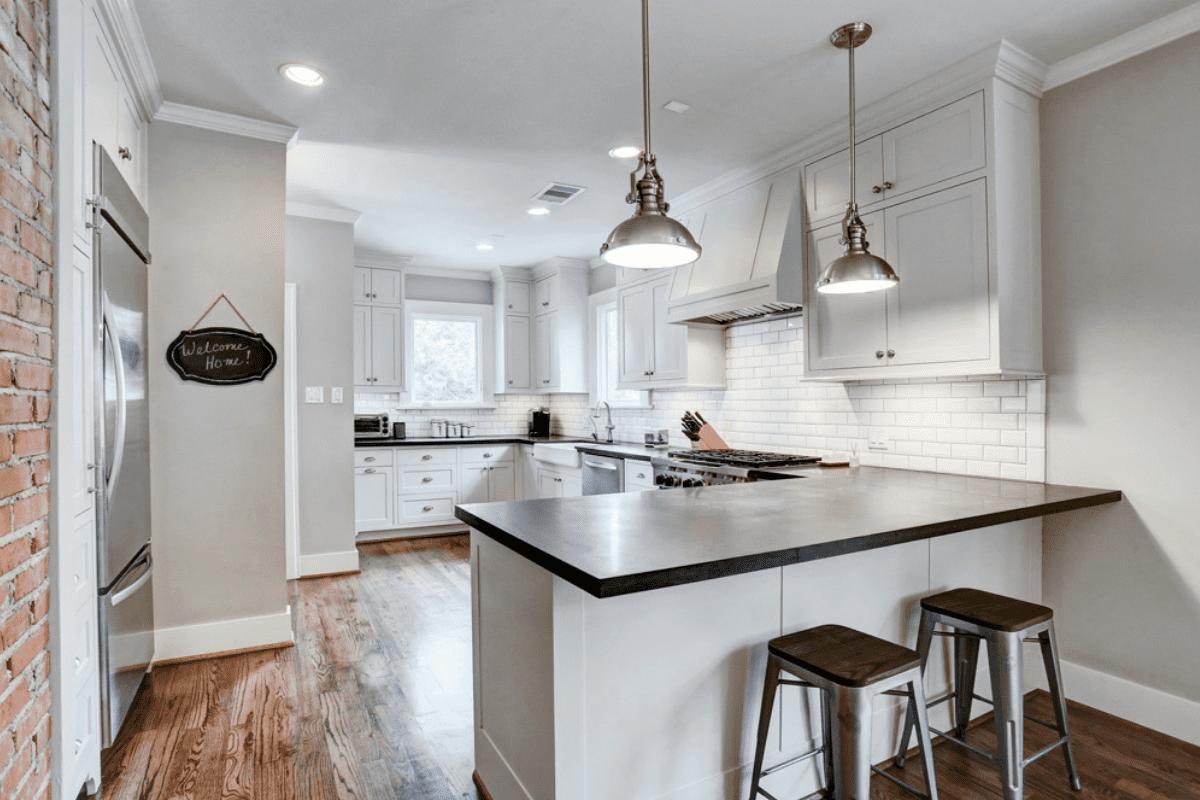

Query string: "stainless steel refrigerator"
[[92, 145, 154, 747]]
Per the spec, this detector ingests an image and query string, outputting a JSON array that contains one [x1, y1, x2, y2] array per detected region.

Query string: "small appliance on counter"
[[392, 421, 406, 440], [529, 407, 552, 438], [355, 413, 390, 439], [643, 428, 670, 448]]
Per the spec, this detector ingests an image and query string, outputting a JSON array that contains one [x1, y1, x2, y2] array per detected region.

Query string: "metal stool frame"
[[895, 611, 1082, 800]]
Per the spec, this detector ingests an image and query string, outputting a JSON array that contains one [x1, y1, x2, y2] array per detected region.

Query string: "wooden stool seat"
[[920, 587, 1053, 633], [770, 624, 921, 688]]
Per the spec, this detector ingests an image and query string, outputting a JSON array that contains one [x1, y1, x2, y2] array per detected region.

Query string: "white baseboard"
[[300, 549, 360, 577], [154, 607, 294, 663], [1062, 659, 1200, 746]]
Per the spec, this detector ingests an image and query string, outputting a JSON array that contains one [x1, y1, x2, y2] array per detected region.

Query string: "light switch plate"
[[868, 431, 890, 451], [331, 387, 344, 404], [305, 386, 324, 404]]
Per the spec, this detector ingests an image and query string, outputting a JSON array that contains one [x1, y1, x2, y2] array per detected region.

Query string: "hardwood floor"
[[99, 534, 1200, 800]]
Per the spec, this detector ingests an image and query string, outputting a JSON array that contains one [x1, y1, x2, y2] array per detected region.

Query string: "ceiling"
[[134, 0, 1189, 271]]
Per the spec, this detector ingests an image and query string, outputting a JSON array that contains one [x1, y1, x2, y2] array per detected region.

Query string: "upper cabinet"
[[803, 81, 1043, 381], [617, 273, 724, 390], [492, 260, 588, 394], [354, 267, 404, 306]]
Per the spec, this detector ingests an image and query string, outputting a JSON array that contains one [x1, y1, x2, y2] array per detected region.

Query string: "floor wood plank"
[[99, 534, 1200, 800]]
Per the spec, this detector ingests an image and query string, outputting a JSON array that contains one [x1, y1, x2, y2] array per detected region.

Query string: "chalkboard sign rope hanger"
[[190, 293, 258, 334]]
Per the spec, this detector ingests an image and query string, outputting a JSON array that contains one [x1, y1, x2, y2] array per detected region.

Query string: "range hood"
[[666, 168, 806, 327]]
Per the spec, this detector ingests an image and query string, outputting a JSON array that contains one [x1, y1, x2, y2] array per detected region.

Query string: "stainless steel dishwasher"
[[582, 453, 624, 495]]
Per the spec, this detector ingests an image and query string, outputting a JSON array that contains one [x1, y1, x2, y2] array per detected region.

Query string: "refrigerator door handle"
[[110, 551, 152, 607], [103, 294, 128, 503]]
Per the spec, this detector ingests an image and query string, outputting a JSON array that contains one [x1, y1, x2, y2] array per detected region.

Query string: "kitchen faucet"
[[594, 400, 614, 443]]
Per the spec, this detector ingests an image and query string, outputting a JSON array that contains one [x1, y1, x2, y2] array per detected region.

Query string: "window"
[[595, 301, 648, 407], [404, 301, 494, 408]]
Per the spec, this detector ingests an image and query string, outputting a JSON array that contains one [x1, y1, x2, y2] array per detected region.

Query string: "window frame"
[[400, 300, 495, 410]]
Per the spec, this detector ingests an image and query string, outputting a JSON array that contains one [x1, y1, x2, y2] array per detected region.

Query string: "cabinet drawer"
[[398, 494, 458, 526], [624, 460, 655, 489], [396, 447, 458, 466], [460, 444, 514, 464], [399, 467, 456, 492], [354, 449, 393, 467]]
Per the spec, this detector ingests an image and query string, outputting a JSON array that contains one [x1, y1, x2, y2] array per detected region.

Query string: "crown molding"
[[405, 265, 492, 282], [94, 0, 162, 120], [671, 40, 1046, 213], [286, 202, 361, 224], [154, 102, 299, 144], [1044, 2, 1200, 90], [353, 251, 413, 269]]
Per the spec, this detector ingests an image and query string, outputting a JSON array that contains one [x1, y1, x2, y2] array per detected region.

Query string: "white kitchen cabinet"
[[353, 266, 404, 305], [506, 280, 531, 315], [534, 311, 558, 390], [624, 460, 656, 492], [493, 265, 583, 394], [537, 466, 582, 499], [355, 466, 395, 532], [84, 6, 148, 204], [462, 462, 516, 504], [618, 274, 724, 389], [803, 91, 986, 226], [353, 304, 404, 390], [534, 275, 556, 312], [503, 315, 532, 391]]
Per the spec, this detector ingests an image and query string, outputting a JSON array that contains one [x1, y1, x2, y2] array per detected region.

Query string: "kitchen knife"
[[694, 411, 708, 426]]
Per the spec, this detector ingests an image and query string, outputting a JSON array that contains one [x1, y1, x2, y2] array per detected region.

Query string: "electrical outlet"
[[331, 387, 344, 404], [868, 432, 890, 451], [305, 386, 324, 404]]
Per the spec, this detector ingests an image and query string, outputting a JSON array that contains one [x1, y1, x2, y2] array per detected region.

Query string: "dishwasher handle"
[[583, 460, 619, 471]]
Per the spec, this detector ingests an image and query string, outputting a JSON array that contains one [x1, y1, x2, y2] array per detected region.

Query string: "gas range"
[[650, 449, 820, 488]]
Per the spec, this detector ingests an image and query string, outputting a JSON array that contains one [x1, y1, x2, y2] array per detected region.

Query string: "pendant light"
[[816, 22, 899, 295], [600, 0, 701, 269]]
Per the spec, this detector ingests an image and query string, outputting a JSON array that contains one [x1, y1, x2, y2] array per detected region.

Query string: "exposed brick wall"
[[0, 0, 52, 799]]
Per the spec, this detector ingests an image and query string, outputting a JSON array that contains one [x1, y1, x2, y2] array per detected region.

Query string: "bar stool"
[[749, 624, 938, 800], [895, 588, 1082, 800]]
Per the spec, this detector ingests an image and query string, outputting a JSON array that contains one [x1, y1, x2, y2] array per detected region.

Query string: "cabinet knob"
[[118, 146, 132, 161], [542, 301, 549, 306], [422, 476, 433, 483], [643, 371, 650, 376], [371, 293, 377, 299], [508, 380, 513, 385], [483, 453, 492, 458], [422, 506, 434, 512], [422, 454, 433, 461], [883, 181, 894, 190], [508, 303, 513, 309], [364, 468, 376, 474], [554, 477, 562, 482], [887, 349, 896, 358], [649, 370, 654, 376], [87, 486, 98, 493], [876, 350, 885, 359], [871, 185, 883, 194], [543, 379, 550, 384]]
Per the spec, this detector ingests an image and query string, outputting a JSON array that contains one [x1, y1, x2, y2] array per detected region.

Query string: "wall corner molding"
[[354, 250, 414, 269], [154, 102, 299, 144], [1045, 3, 1200, 90], [94, 0, 163, 120], [286, 202, 361, 225], [995, 39, 1049, 98]]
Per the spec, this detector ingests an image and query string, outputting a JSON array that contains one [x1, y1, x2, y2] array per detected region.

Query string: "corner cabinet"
[[618, 273, 725, 390], [802, 82, 1043, 381], [492, 260, 588, 394], [353, 265, 405, 391]]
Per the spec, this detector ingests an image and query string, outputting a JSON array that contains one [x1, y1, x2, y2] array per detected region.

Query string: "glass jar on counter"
[[446, 421, 460, 438], [431, 419, 445, 438]]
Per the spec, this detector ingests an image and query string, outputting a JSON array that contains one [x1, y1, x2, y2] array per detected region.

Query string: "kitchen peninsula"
[[455, 468, 1120, 800]]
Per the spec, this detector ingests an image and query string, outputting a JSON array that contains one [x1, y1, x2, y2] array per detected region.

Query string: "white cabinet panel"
[[883, 91, 986, 200], [460, 464, 491, 505], [618, 282, 653, 383], [67, 247, 95, 517], [353, 268, 372, 303], [624, 460, 655, 491], [399, 466, 455, 492], [650, 277, 687, 382], [371, 269, 404, 305], [354, 449, 392, 467], [488, 463, 516, 503], [369, 306, 404, 390], [534, 276, 555, 312], [884, 180, 990, 366], [506, 280, 530, 315], [354, 467, 394, 532], [534, 312, 558, 390], [461, 444, 514, 464], [398, 494, 458, 526], [352, 304, 371, 387], [504, 315, 531, 391], [803, 140, 884, 223], [806, 214, 889, 371], [397, 448, 457, 466]]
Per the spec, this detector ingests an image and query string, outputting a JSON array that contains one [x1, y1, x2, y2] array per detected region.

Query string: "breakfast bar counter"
[[456, 468, 1120, 800]]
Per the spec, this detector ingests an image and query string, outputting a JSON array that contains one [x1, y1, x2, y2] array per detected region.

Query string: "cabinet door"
[[115, 86, 143, 199], [534, 313, 553, 390], [84, 19, 119, 175], [806, 213, 890, 370], [371, 268, 404, 305], [488, 463, 516, 503], [67, 247, 95, 518], [534, 276, 555, 312], [504, 315, 532, 391], [803, 139, 884, 223], [353, 267, 372, 303], [883, 92, 986, 200], [506, 281, 530, 315], [355, 467, 394, 531], [618, 283, 653, 384], [370, 306, 404, 390], [459, 464, 490, 505], [537, 468, 563, 499], [650, 276, 687, 382], [546, 312, 560, 389], [560, 470, 582, 498], [884, 180, 990, 366], [352, 304, 372, 387]]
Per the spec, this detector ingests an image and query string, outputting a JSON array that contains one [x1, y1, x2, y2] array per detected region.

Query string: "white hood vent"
[[666, 168, 806, 327]]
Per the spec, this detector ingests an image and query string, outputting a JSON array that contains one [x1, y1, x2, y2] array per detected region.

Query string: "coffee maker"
[[529, 407, 551, 437]]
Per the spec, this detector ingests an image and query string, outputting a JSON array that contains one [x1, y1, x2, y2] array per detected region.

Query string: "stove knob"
[[681, 478, 698, 488], [655, 473, 670, 486]]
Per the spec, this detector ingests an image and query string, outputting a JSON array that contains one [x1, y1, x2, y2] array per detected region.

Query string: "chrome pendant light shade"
[[600, 0, 701, 269], [816, 22, 898, 295]]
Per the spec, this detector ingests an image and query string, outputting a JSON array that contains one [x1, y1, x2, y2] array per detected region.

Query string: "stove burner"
[[666, 449, 820, 469]]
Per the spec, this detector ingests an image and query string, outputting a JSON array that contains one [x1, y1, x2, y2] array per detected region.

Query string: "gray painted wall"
[[1041, 32, 1200, 701], [148, 122, 288, 629], [406, 274, 492, 304], [286, 216, 356, 561]]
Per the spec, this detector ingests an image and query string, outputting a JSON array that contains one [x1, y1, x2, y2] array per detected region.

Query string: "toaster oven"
[[354, 413, 390, 438]]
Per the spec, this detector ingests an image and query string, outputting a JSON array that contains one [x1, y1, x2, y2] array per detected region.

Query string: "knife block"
[[692, 424, 729, 450]]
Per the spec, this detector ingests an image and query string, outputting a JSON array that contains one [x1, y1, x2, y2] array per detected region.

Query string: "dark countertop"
[[455, 466, 1121, 599], [353, 436, 659, 461]]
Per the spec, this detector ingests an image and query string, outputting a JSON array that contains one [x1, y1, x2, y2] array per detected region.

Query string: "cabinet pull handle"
[[364, 468, 376, 474], [543, 379, 550, 384], [554, 477, 562, 482], [118, 146, 132, 161], [882, 181, 894, 190], [887, 349, 896, 358], [422, 505, 434, 512], [422, 454, 433, 461], [365, 457, 375, 462], [422, 476, 433, 483], [876, 350, 885, 359], [542, 301, 549, 306], [483, 453, 492, 458], [871, 184, 883, 194]]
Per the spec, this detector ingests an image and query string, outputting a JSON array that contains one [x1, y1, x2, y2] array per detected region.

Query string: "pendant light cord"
[[641, 0, 652, 164], [847, 33, 856, 209]]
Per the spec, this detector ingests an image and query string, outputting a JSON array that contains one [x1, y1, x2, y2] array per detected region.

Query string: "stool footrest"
[[1022, 735, 1069, 769], [930, 727, 999, 763], [777, 678, 814, 688], [1025, 713, 1059, 730], [753, 786, 782, 800], [871, 765, 935, 799], [759, 746, 824, 778], [933, 630, 983, 639]]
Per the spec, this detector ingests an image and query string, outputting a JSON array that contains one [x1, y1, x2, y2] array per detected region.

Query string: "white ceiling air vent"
[[532, 183, 586, 205]]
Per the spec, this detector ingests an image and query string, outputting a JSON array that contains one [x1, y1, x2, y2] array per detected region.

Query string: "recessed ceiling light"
[[608, 145, 641, 159], [476, 243, 494, 251], [663, 99, 690, 114], [526, 207, 551, 216], [279, 63, 325, 87]]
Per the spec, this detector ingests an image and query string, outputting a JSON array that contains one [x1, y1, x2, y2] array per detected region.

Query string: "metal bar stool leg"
[[1038, 622, 1082, 791], [986, 631, 1025, 800], [749, 656, 781, 800], [833, 686, 875, 800], [909, 676, 940, 800], [953, 634, 981, 737], [820, 686, 835, 797], [895, 612, 936, 767]]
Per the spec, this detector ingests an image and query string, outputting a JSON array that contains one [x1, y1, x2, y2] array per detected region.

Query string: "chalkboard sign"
[[167, 327, 277, 385]]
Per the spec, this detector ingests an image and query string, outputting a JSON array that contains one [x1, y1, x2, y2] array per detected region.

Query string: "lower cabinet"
[[624, 459, 656, 492], [537, 466, 582, 498], [354, 466, 394, 532]]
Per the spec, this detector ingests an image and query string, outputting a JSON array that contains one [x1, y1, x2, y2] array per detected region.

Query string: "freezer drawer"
[[99, 544, 153, 747]]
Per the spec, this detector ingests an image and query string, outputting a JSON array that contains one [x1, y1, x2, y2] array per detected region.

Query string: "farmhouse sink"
[[532, 443, 582, 468]]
